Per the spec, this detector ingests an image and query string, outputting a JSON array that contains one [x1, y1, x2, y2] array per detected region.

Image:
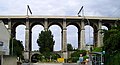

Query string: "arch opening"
[[16, 25, 26, 50], [85, 25, 94, 46], [102, 26, 108, 30], [32, 25, 44, 51], [49, 25, 61, 51], [31, 53, 40, 63], [67, 25, 78, 49]]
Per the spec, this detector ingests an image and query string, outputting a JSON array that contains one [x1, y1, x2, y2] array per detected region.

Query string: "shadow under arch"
[[102, 23, 111, 30], [30, 22, 44, 31], [67, 22, 80, 30], [48, 22, 63, 30], [12, 22, 25, 37], [31, 53, 40, 63]]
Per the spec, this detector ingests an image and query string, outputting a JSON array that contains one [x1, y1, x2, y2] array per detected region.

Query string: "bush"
[[92, 47, 102, 52], [71, 50, 86, 57], [70, 50, 87, 62], [39, 52, 61, 62], [105, 52, 120, 65], [83, 56, 89, 60], [43, 52, 60, 59], [70, 57, 79, 63]]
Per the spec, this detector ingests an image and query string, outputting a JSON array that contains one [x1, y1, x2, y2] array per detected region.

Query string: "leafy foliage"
[[42, 52, 61, 60], [9, 38, 24, 59], [31, 52, 61, 63], [71, 50, 86, 57], [103, 26, 120, 65], [92, 47, 102, 52], [67, 44, 73, 51], [70, 50, 87, 62], [37, 30, 55, 53]]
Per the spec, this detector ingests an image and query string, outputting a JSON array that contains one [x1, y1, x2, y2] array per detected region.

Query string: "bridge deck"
[[0, 15, 119, 20]]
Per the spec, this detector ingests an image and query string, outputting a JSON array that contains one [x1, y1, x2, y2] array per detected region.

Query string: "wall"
[[0, 21, 10, 55], [3, 55, 17, 65]]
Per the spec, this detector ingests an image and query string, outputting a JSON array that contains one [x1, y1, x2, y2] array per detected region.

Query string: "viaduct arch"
[[0, 16, 120, 60]]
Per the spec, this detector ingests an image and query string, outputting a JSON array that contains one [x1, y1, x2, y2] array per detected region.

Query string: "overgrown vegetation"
[[92, 47, 102, 52], [68, 50, 87, 63], [9, 37, 24, 59], [31, 52, 61, 63], [103, 26, 120, 65]]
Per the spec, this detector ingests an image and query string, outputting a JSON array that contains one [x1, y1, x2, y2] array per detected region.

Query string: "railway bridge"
[[0, 15, 120, 60]]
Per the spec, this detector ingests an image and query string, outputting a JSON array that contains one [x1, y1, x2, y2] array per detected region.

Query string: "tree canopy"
[[103, 26, 120, 65], [9, 38, 24, 58], [103, 26, 120, 54], [67, 44, 73, 51], [37, 30, 55, 53]]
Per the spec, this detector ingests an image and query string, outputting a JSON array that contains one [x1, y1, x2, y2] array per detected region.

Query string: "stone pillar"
[[78, 30, 81, 50], [97, 21, 103, 47], [8, 19, 16, 37], [44, 18, 48, 31], [24, 18, 31, 61], [94, 31, 97, 47], [8, 18, 12, 35], [61, 19, 67, 60], [80, 20, 85, 50]]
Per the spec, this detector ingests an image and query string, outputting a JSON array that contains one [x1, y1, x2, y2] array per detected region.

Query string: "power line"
[[111, 7, 120, 17]]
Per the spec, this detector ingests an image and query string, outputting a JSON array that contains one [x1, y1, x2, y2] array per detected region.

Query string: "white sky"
[[1, 0, 119, 51]]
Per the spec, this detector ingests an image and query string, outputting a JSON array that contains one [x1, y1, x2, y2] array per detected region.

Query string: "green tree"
[[9, 38, 24, 59], [103, 26, 120, 65], [37, 30, 55, 53], [67, 44, 73, 51]]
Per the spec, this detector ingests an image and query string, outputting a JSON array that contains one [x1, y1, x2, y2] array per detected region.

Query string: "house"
[[0, 20, 10, 65], [0, 20, 10, 55]]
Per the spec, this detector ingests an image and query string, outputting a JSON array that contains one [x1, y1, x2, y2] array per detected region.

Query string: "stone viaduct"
[[0, 15, 120, 60]]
